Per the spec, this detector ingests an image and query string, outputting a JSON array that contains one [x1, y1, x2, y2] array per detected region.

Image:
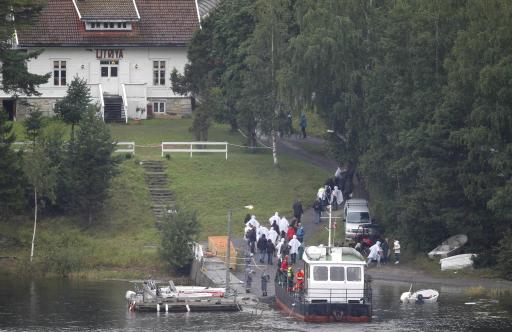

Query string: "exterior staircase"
[[140, 160, 175, 225], [103, 95, 126, 123]]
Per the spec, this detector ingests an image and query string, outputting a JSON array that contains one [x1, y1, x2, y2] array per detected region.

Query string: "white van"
[[343, 199, 371, 240]]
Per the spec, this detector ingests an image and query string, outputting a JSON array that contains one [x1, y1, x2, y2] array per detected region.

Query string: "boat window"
[[330, 266, 345, 281], [313, 266, 328, 281], [347, 267, 361, 281]]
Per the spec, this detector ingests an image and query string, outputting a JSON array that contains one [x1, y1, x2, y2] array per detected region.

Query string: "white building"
[[0, 0, 201, 122]]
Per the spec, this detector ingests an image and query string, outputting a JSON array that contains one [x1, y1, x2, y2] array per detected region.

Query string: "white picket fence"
[[161, 142, 228, 159], [114, 141, 135, 155]]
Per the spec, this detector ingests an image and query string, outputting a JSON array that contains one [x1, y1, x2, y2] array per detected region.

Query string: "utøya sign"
[[96, 49, 124, 59]]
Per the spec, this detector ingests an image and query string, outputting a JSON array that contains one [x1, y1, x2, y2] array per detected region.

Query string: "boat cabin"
[[303, 246, 367, 303]]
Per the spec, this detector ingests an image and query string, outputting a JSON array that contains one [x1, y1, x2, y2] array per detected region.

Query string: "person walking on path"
[[261, 274, 269, 296], [275, 238, 285, 259], [268, 212, 280, 226], [266, 239, 275, 265], [381, 238, 390, 264], [257, 234, 267, 263], [289, 235, 301, 264], [394, 240, 401, 264], [296, 223, 305, 243], [278, 216, 289, 235], [313, 198, 322, 224], [367, 241, 382, 267], [299, 112, 308, 138], [293, 200, 304, 223], [247, 225, 256, 254]]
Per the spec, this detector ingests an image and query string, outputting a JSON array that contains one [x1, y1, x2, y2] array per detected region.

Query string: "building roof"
[[75, 0, 139, 21], [16, 0, 199, 47]]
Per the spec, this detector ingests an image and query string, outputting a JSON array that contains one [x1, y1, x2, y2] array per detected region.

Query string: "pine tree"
[[0, 111, 25, 217], [54, 76, 91, 138]]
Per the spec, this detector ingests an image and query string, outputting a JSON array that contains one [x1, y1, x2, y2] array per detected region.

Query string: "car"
[[344, 199, 371, 240]]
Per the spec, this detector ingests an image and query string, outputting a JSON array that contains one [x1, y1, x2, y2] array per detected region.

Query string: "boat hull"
[[274, 284, 371, 323]]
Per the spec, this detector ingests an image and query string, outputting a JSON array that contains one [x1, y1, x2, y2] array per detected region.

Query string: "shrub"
[[159, 208, 200, 273], [496, 232, 512, 280], [39, 231, 89, 277]]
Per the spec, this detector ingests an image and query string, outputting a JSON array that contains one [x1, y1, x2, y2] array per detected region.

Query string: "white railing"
[[161, 142, 228, 159], [98, 83, 105, 121], [114, 141, 135, 155], [121, 83, 128, 123]]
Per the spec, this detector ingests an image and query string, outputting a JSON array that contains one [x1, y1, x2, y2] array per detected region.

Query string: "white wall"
[[0, 46, 189, 100]]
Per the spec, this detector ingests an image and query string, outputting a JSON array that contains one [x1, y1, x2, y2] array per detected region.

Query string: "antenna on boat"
[[328, 204, 332, 247]]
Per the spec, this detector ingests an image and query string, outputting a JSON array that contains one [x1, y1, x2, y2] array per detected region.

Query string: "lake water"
[[0, 276, 511, 331]]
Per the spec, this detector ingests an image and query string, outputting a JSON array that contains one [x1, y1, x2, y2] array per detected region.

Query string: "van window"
[[330, 266, 345, 281], [346, 212, 370, 223], [347, 267, 361, 281], [313, 266, 328, 281]]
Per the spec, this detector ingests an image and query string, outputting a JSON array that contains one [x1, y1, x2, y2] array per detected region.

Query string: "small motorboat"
[[401, 286, 439, 304], [428, 234, 468, 259], [440, 253, 476, 271]]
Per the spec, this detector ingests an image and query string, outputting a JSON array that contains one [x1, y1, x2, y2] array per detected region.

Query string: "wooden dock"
[[133, 301, 242, 313]]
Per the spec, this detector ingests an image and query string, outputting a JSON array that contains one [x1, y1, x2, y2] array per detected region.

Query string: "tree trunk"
[[229, 118, 238, 133], [271, 129, 278, 166], [30, 187, 37, 262]]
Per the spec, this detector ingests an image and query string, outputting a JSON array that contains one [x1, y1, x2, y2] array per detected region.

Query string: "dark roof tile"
[[17, 0, 199, 47], [76, 0, 139, 20]]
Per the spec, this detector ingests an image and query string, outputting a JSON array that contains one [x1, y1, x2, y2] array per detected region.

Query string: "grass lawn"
[[4, 118, 329, 278]]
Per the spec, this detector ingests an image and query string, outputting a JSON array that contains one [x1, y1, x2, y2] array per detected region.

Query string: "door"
[[99, 60, 119, 95]]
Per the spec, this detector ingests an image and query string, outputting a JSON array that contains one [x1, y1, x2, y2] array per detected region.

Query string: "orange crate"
[[208, 236, 237, 271]]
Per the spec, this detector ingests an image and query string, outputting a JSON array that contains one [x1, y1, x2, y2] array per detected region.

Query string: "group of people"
[[244, 208, 306, 267], [365, 238, 401, 267]]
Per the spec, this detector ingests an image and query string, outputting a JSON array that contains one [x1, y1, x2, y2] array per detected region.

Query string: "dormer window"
[[86, 21, 132, 31]]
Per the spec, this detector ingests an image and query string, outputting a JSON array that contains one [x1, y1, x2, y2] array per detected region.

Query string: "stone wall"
[[150, 97, 192, 119], [16, 98, 57, 119]]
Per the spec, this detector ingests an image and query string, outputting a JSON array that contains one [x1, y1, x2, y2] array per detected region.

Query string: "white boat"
[[400, 288, 439, 304], [126, 279, 226, 304], [440, 253, 476, 271], [428, 234, 468, 259]]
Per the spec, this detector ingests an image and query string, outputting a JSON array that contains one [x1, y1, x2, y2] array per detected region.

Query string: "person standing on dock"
[[289, 235, 301, 264], [299, 112, 307, 138], [261, 274, 269, 296], [266, 239, 275, 265], [394, 240, 401, 264], [257, 234, 268, 263]]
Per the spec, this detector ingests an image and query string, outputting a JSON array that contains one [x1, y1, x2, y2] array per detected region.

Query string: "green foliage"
[[0, 111, 25, 216], [496, 232, 512, 280], [66, 106, 120, 225], [54, 76, 92, 136], [23, 109, 45, 142], [39, 230, 88, 277], [159, 208, 200, 272]]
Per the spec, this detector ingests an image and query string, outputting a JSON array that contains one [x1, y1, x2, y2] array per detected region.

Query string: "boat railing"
[[276, 277, 372, 305]]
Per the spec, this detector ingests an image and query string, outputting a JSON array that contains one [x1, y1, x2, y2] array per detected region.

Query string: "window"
[[86, 21, 131, 31], [53, 60, 66, 86], [153, 101, 165, 113], [153, 61, 166, 85], [313, 266, 328, 281], [100, 60, 119, 78], [330, 266, 345, 281], [346, 267, 361, 282]]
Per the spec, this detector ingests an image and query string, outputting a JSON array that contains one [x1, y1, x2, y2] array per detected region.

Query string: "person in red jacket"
[[287, 226, 295, 241], [294, 269, 305, 292]]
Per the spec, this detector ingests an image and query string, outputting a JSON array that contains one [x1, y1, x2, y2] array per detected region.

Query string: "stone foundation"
[[149, 97, 192, 119], [8, 98, 57, 120]]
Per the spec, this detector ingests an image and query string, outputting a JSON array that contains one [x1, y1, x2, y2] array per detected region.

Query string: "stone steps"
[[140, 160, 176, 224]]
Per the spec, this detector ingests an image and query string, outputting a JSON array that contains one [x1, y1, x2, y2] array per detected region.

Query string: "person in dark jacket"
[[247, 225, 257, 254], [271, 220, 280, 234], [292, 200, 304, 223], [313, 198, 322, 224], [381, 238, 390, 264], [257, 234, 267, 263], [266, 239, 275, 265]]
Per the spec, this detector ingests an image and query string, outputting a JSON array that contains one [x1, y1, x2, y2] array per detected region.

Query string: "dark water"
[[0, 276, 511, 331]]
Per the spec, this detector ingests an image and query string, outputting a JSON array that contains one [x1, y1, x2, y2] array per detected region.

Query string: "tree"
[[23, 109, 45, 143], [23, 136, 57, 262], [0, 0, 50, 97], [0, 111, 25, 217], [54, 76, 91, 138], [67, 106, 119, 225], [159, 208, 200, 272]]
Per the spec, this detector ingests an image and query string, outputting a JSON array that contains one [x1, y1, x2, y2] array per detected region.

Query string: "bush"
[[159, 208, 200, 273], [39, 231, 89, 277]]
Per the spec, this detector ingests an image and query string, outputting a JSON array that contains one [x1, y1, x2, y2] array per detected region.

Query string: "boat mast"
[[328, 204, 332, 247]]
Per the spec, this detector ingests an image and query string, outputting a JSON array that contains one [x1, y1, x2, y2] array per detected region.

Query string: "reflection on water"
[[0, 277, 511, 331]]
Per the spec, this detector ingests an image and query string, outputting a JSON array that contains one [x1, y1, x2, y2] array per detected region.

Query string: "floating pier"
[[132, 300, 242, 313]]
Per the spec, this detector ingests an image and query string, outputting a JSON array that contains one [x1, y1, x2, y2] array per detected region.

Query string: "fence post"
[[161, 142, 164, 157], [225, 142, 228, 160], [190, 143, 193, 158]]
